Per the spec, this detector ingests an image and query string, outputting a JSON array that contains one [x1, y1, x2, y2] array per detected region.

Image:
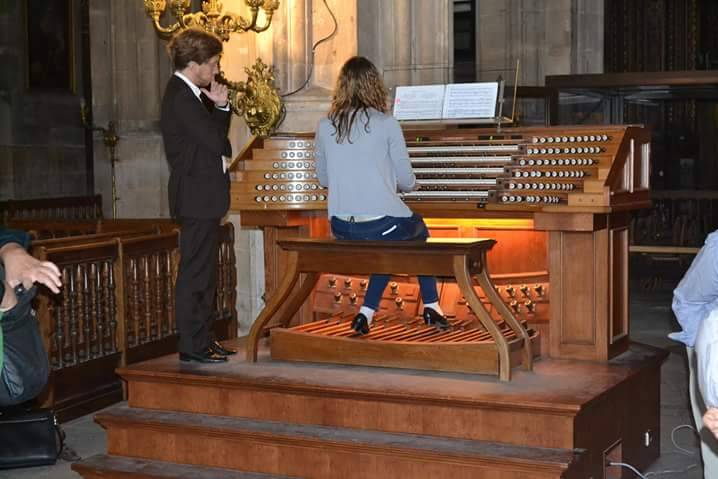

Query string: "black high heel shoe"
[[351, 313, 371, 335], [423, 308, 450, 329]]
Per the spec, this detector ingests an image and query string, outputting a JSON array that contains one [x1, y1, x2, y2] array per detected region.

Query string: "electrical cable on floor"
[[608, 424, 701, 478], [280, 0, 338, 98], [609, 462, 648, 478], [670, 423, 698, 455]]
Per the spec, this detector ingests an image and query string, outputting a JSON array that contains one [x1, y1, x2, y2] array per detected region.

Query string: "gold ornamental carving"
[[216, 59, 283, 138], [143, 0, 282, 136]]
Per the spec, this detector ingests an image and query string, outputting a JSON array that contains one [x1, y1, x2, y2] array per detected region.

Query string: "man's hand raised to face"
[[201, 80, 229, 108]]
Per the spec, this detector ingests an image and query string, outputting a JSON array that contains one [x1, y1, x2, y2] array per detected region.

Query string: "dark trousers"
[[175, 217, 220, 354], [330, 214, 439, 310]]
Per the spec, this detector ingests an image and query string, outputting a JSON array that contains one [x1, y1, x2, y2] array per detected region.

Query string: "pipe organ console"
[[231, 124, 651, 362]]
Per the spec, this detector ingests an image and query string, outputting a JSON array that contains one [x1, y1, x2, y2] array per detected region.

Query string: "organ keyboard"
[[231, 125, 650, 212]]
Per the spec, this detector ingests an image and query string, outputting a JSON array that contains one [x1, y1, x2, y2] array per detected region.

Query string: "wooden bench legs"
[[473, 251, 533, 372], [247, 251, 320, 362]]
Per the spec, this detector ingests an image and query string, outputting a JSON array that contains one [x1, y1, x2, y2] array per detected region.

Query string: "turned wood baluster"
[[166, 251, 176, 335], [80, 264, 91, 362], [142, 255, 151, 343], [158, 250, 169, 336], [107, 259, 118, 353], [94, 262, 105, 357], [100, 261, 110, 354], [89, 262, 98, 358], [126, 258, 136, 347], [55, 266, 71, 369], [69, 264, 80, 366], [130, 257, 141, 346], [154, 252, 163, 339]]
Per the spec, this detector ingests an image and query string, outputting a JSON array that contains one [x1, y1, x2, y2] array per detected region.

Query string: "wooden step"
[[117, 340, 664, 451], [72, 454, 300, 479], [96, 406, 586, 479]]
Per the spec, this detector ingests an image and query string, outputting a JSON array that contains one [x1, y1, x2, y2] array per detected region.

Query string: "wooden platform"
[[72, 338, 667, 479]]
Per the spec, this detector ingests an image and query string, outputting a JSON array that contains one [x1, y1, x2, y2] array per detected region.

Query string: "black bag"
[[0, 282, 50, 406], [0, 407, 64, 469]]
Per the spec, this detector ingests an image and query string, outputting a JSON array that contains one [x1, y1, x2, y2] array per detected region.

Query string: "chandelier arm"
[[151, 18, 182, 35], [251, 13, 275, 33], [242, 7, 260, 31]]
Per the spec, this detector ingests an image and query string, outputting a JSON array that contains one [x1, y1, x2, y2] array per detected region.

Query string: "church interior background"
[[2, 0, 718, 478]]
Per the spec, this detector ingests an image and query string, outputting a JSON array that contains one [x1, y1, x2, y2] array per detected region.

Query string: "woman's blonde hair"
[[328, 56, 388, 143]]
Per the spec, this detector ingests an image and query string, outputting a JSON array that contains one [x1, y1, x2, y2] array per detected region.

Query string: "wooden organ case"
[[232, 124, 651, 363]]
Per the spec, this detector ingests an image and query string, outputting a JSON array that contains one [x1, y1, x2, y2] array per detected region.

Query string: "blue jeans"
[[330, 214, 439, 310]]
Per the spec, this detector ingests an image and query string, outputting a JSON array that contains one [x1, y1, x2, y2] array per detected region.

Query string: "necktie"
[[199, 92, 214, 112]]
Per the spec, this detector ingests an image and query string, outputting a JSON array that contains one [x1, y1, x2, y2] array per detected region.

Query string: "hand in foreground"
[[0, 243, 62, 293], [704, 407, 718, 439], [0, 279, 16, 311], [201, 80, 229, 107]]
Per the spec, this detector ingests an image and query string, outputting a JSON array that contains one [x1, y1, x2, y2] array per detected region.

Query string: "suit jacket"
[[160, 75, 232, 219]]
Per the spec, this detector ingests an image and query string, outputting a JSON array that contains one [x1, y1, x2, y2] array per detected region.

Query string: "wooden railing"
[[0, 195, 103, 226], [6, 218, 179, 240], [29, 223, 238, 421], [121, 233, 179, 365]]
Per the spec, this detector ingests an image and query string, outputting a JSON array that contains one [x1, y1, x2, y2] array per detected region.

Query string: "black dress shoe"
[[179, 348, 228, 363], [423, 308, 450, 329], [351, 313, 370, 335], [210, 340, 237, 356]]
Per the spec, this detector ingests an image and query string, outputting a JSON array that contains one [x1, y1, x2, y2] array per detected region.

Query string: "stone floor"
[[0, 285, 706, 479]]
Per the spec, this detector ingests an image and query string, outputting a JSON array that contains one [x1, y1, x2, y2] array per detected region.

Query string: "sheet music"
[[392, 85, 446, 121], [442, 82, 498, 119]]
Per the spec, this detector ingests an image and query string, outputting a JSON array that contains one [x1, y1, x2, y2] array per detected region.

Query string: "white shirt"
[[696, 307, 718, 407], [173, 71, 231, 173], [671, 230, 718, 347]]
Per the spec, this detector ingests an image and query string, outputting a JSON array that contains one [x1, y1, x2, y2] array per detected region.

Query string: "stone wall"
[[0, 0, 88, 201], [478, 0, 604, 86], [88, 0, 171, 219]]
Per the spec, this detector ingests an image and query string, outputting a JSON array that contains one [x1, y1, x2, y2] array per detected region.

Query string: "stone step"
[[95, 406, 586, 479], [72, 454, 300, 479]]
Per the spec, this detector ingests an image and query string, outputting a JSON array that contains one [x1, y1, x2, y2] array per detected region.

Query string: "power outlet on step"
[[644, 429, 653, 447]]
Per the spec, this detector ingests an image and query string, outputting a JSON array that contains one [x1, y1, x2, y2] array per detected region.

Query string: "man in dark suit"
[[161, 28, 236, 363]]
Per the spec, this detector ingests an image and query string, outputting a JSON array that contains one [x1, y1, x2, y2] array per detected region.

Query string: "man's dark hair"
[[167, 28, 223, 70]]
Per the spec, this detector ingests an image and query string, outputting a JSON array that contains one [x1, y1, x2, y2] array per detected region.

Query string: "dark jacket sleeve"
[[0, 228, 31, 309]]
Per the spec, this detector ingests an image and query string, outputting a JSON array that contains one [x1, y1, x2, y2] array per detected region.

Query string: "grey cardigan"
[[314, 108, 416, 219]]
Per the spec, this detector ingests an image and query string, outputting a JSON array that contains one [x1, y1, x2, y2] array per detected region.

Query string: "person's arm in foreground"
[[0, 229, 62, 304]]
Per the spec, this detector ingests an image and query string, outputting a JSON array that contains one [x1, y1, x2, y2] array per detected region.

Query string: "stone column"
[[89, 0, 171, 218], [358, 0, 452, 91], [478, 0, 603, 86]]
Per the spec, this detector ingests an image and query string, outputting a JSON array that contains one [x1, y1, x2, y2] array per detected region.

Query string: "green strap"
[[0, 310, 3, 373]]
